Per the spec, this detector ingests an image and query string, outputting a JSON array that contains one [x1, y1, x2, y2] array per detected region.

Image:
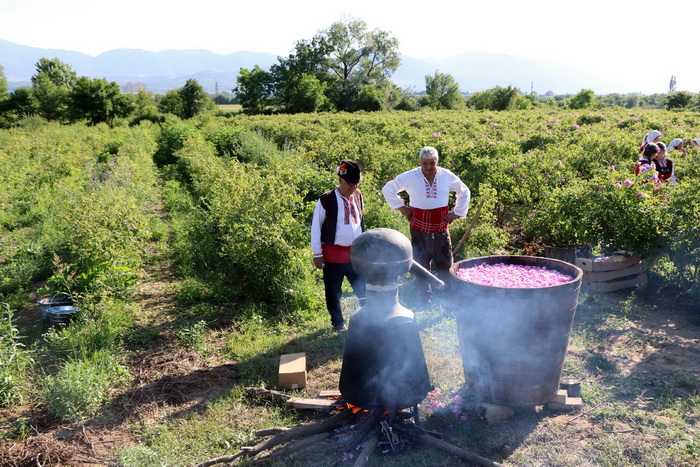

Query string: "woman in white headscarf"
[[667, 138, 687, 154], [639, 130, 662, 153], [691, 139, 700, 149]]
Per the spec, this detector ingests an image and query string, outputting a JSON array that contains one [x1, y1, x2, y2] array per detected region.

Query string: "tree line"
[[0, 58, 212, 128], [1, 17, 700, 127]]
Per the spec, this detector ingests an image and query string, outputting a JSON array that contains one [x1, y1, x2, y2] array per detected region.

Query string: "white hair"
[[419, 146, 439, 161]]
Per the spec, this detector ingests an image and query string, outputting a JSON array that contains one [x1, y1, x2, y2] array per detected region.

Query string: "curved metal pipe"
[[409, 261, 445, 289]]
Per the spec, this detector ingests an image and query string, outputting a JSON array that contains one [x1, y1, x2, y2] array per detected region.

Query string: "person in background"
[[653, 142, 676, 183], [382, 146, 470, 307], [311, 160, 366, 332], [639, 130, 662, 153], [667, 138, 687, 155], [635, 142, 659, 183], [691, 139, 700, 149]]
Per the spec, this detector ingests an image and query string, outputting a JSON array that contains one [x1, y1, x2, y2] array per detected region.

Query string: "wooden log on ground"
[[286, 397, 346, 410], [249, 409, 351, 454], [193, 451, 247, 467], [353, 433, 380, 467], [254, 427, 289, 437], [245, 386, 293, 402], [417, 433, 504, 467], [195, 409, 351, 467], [253, 432, 330, 463]]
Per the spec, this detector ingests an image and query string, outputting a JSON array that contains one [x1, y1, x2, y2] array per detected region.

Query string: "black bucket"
[[450, 255, 583, 406]]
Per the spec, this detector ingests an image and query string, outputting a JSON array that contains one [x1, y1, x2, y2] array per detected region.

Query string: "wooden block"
[[583, 272, 647, 293], [583, 263, 641, 283], [318, 390, 342, 398], [279, 353, 307, 389], [550, 389, 568, 404], [576, 253, 641, 272], [286, 398, 345, 410], [548, 396, 583, 411]]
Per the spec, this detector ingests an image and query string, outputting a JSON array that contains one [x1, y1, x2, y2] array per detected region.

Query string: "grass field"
[[216, 104, 242, 113], [1, 109, 699, 466]]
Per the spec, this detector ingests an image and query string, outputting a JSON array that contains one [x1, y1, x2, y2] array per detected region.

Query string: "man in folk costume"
[[311, 160, 366, 332], [382, 146, 470, 306]]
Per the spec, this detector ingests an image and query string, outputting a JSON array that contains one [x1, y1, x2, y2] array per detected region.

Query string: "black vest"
[[652, 158, 673, 176], [319, 188, 365, 245]]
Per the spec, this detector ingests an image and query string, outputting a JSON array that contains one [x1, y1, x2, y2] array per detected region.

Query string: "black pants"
[[323, 262, 366, 327], [410, 227, 453, 298]]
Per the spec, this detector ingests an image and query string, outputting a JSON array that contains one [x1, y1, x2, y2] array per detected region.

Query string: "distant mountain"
[[394, 53, 622, 95], [1, 39, 622, 95]]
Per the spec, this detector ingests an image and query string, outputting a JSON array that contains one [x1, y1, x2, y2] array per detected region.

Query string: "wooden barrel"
[[450, 255, 582, 406]]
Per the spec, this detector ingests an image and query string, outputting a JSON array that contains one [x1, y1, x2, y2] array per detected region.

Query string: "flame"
[[341, 402, 407, 420], [345, 402, 369, 415]]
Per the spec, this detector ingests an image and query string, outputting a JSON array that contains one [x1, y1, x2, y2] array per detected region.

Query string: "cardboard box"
[[583, 263, 641, 283], [576, 252, 641, 272], [583, 272, 648, 293], [279, 353, 307, 389], [577, 251, 646, 293]]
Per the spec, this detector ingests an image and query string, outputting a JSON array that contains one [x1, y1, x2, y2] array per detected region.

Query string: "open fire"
[[196, 390, 502, 467]]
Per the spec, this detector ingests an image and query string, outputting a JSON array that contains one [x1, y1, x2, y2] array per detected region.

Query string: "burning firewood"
[[195, 403, 504, 467]]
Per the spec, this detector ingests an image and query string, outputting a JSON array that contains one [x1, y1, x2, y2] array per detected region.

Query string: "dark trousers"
[[410, 227, 453, 298], [323, 262, 366, 327]]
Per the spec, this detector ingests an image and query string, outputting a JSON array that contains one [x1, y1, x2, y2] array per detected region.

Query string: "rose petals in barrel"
[[455, 263, 574, 288], [450, 256, 583, 406]]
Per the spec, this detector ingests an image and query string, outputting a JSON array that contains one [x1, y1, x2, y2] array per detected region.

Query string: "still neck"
[[365, 282, 399, 304]]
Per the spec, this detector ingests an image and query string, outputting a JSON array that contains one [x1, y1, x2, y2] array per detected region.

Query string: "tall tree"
[[158, 89, 184, 117], [283, 73, 331, 113], [317, 18, 400, 110], [568, 89, 595, 109], [68, 77, 133, 126], [31, 58, 78, 121], [665, 91, 693, 110], [32, 74, 68, 121], [268, 37, 333, 113], [468, 86, 520, 111], [0, 64, 7, 101], [238, 18, 400, 114], [31, 57, 78, 88], [425, 71, 463, 110], [179, 79, 209, 119], [235, 65, 273, 114]]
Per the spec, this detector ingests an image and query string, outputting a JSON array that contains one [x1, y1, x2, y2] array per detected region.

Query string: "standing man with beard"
[[382, 146, 470, 307]]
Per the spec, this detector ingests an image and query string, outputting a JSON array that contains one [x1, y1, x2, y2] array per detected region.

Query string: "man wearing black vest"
[[311, 160, 366, 332]]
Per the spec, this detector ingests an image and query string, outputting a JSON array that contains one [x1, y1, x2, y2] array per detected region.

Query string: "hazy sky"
[[2, 0, 698, 94]]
